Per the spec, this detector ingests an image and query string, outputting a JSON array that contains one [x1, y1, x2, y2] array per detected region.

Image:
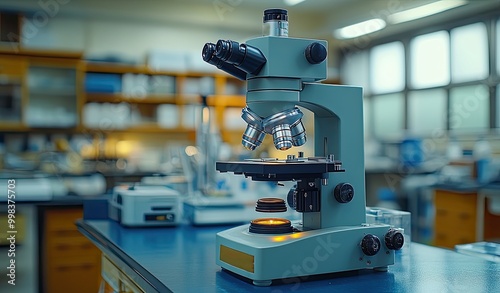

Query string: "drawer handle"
[[436, 209, 447, 215], [435, 233, 447, 240], [56, 263, 94, 270], [54, 230, 77, 236], [458, 213, 471, 220], [55, 243, 93, 250]]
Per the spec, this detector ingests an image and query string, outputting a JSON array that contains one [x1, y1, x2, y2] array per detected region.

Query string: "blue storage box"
[[85, 73, 122, 93]]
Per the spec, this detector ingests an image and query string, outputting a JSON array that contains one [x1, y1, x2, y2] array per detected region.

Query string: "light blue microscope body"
[[203, 9, 403, 286]]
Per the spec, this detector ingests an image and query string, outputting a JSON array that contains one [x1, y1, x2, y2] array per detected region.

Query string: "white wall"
[[21, 14, 253, 70]]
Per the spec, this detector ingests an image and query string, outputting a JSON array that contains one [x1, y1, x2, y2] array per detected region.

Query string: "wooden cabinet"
[[0, 49, 83, 131], [40, 206, 101, 293], [26, 58, 83, 128], [0, 49, 248, 147], [0, 56, 27, 129], [434, 189, 500, 248]]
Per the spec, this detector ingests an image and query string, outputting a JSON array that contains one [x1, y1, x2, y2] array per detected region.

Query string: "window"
[[339, 14, 499, 139], [372, 93, 404, 138], [408, 89, 447, 135], [451, 22, 489, 83], [370, 41, 405, 94], [410, 31, 450, 89], [449, 85, 489, 132]]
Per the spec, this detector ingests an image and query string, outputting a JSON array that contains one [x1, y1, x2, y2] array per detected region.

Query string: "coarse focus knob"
[[334, 183, 354, 203], [287, 188, 296, 210], [305, 42, 327, 64], [385, 229, 404, 250], [361, 234, 381, 256]]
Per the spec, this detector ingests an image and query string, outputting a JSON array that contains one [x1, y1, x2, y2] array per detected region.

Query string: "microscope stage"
[[216, 157, 344, 181]]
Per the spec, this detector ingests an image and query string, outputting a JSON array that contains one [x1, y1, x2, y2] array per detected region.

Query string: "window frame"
[[338, 10, 500, 140]]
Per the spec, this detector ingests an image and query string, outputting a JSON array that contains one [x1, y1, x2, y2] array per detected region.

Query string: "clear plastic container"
[[455, 242, 500, 263], [366, 207, 411, 249]]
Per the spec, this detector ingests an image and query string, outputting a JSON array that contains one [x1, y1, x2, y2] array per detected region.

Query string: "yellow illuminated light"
[[116, 140, 135, 157], [253, 218, 289, 226], [185, 145, 198, 156], [271, 236, 287, 242]]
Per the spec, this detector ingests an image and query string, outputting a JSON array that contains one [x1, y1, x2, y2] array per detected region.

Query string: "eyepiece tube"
[[202, 43, 247, 80], [263, 8, 288, 37], [215, 39, 267, 75]]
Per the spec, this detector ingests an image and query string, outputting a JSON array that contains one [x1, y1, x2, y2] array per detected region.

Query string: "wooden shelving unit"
[[83, 62, 246, 138], [0, 49, 247, 146], [85, 93, 178, 104]]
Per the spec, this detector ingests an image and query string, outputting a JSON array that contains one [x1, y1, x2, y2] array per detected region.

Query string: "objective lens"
[[272, 124, 293, 151], [290, 119, 306, 146], [242, 124, 266, 151], [215, 39, 267, 75], [241, 107, 266, 151]]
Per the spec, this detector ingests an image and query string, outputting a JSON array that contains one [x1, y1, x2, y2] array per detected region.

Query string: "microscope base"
[[216, 222, 395, 286]]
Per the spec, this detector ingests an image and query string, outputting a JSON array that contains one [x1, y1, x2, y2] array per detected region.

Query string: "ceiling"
[[2, 0, 500, 46]]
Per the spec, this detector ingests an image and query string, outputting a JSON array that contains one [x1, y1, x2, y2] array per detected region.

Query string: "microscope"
[[202, 9, 404, 286]]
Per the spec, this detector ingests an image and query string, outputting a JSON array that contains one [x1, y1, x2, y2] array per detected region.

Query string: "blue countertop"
[[77, 219, 500, 293]]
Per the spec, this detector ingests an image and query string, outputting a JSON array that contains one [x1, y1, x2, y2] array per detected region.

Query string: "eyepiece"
[[215, 39, 267, 75], [202, 42, 247, 80], [202, 43, 216, 63]]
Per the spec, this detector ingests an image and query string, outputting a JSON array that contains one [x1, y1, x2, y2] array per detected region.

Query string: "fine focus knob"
[[334, 183, 354, 203], [361, 234, 381, 256], [385, 229, 405, 250], [305, 42, 327, 64]]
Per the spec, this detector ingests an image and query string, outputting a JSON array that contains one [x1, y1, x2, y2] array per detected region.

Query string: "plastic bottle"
[[473, 137, 492, 184], [446, 137, 463, 160], [473, 137, 492, 160]]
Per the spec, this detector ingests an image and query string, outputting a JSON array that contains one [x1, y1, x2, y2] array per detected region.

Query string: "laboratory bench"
[[77, 219, 500, 293]]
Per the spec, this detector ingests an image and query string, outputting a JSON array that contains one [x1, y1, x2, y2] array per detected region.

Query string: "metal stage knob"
[[385, 229, 404, 250], [334, 183, 354, 203], [361, 234, 381, 256]]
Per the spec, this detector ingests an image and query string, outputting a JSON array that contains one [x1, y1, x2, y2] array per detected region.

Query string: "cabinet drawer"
[[0, 58, 26, 77], [435, 207, 477, 248], [45, 208, 83, 233], [435, 190, 477, 213], [46, 255, 101, 293], [46, 234, 98, 259], [435, 209, 476, 231]]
